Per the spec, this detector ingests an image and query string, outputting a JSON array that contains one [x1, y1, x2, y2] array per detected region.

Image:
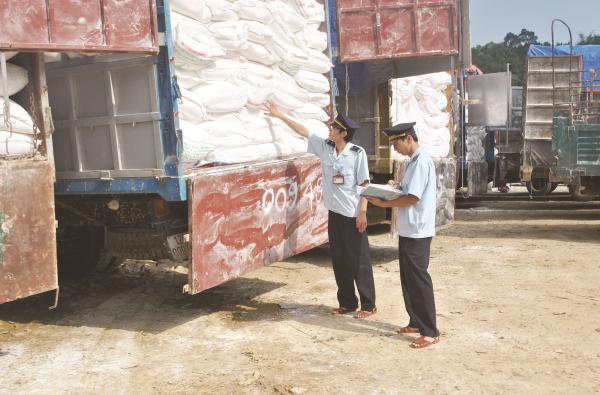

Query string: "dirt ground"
[[1, 194, 600, 394]]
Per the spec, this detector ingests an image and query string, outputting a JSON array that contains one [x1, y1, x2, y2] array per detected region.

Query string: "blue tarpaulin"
[[528, 45, 600, 88]]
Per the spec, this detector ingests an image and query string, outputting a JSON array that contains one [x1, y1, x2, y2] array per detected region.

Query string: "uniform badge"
[[333, 172, 344, 185]]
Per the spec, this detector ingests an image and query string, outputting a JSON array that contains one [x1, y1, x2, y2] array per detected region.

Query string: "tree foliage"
[[472, 30, 599, 86], [472, 29, 539, 86], [578, 33, 600, 45]]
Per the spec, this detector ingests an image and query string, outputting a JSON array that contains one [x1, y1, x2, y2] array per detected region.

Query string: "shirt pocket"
[[323, 162, 334, 178]]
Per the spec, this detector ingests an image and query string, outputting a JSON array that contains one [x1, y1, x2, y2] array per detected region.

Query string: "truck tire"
[[104, 228, 170, 261], [526, 178, 552, 196], [57, 226, 105, 276]]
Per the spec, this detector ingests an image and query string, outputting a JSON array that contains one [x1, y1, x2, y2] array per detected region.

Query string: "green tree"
[[472, 29, 538, 85], [578, 33, 600, 44], [473, 30, 600, 86]]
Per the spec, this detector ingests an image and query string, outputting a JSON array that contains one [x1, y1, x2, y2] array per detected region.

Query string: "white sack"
[[2, 52, 18, 61], [172, 14, 225, 61], [0, 131, 36, 156], [176, 67, 203, 90], [206, 0, 238, 21], [181, 117, 252, 148], [198, 59, 246, 81], [208, 21, 248, 50], [0, 99, 35, 135], [233, 0, 273, 24], [302, 48, 331, 73], [0, 63, 29, 96], [170, 0, 211, 23], [206, 142, 295, 164], [391, 72, 452, 158], [238, 42, 280, 66], [43, 52, 62, 63], [180, 120, 215, 162], [297, 0, 325, 23], [270, 3, 305, 32], [294, 70, 330, 93], [303, 29, 328, 51], [240, 21, 273, 45], [268, 27, 308, 74], [245, 81, 273, 107], [192, 82, 248, 113], [179, 88, 208, 123], [293, 103, 329, 122], [244, 61, 274, 82], [308, 92, 330, 108], [300, 118, 329, 138]]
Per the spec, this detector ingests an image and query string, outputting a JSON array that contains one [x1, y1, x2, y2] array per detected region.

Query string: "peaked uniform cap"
[[333, 113, 360, 131], [383, 122, 417, 142]]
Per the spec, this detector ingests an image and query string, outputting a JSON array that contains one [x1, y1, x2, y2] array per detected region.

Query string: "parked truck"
[[328, 0, 469, 223], [461, 21, 600, 199], [1, 0, 466, 306], [523, 39, 600, 199], [0, 0, 328, 306]]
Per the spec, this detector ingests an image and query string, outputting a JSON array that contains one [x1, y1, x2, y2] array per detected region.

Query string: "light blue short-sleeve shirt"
[[308, 133, 370, 218], [396, 147, 437, 238]]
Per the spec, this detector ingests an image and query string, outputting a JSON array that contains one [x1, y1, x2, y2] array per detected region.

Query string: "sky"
[[470, 0, 600, 46]]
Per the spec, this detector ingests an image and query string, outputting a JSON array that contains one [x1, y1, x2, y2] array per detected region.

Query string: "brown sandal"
[[353, 307, 377, 319], [331, 307, 356, 315], [409, 336, 440, 349], [396, 326, 420, 334]]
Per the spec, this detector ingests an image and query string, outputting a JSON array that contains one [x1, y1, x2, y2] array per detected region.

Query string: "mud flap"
[[0, 159, 58, 304]]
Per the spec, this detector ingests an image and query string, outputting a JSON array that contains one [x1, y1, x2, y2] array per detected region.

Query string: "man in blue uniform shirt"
[[366, 122, 440, 348], [264, 102, 377, 319]]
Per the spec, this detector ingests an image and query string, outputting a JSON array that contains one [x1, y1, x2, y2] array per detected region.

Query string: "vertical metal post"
[[1, 52, 9, 122], [323, 0, 337, 116], [458, 0, 471, 69], [551, 19, 573, 121], [506, 63, 512, 146]]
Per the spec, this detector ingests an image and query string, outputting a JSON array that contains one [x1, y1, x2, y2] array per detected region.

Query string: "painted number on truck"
[[261, 179, 323, 215]]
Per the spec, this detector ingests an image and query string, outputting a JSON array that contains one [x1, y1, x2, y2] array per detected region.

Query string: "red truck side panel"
[[186, 155, 329, 294], [337, 0, 458, 62], [0, 0, 158, 53]]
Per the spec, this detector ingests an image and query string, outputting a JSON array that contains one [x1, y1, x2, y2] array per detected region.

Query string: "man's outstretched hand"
[[263, 101, 283, 119]]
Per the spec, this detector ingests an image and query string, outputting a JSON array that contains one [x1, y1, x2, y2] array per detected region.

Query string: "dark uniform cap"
[[382, 122, 417, 142], [333, 112, 360, 131]]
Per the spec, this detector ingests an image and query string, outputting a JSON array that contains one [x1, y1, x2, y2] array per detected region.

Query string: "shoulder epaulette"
[[326, 139, 335, 147], [350, 145, 362, 153]]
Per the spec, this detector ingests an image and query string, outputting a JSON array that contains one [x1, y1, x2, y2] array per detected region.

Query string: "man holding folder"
[[365, 122, 440, 349]]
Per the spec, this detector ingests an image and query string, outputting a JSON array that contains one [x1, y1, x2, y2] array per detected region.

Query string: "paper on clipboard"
[[358, 183, 404, 201]]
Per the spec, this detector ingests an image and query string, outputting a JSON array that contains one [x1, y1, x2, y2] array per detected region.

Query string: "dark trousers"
[[328, 211, 376, 311], [399, 236, 439, 337]]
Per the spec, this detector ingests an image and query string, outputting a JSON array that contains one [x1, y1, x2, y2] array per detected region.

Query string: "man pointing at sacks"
[[264, 102, 377, 319]]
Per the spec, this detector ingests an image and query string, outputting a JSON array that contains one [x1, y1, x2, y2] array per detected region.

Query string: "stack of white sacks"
[[390, 72, 452, 159], [0, 52, 37, 157], [465, 126, 486, 162], [171, 0, 331, 164]]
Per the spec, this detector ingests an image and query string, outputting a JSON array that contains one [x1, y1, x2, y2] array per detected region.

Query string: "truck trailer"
[[1, 0, 466, 306]]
